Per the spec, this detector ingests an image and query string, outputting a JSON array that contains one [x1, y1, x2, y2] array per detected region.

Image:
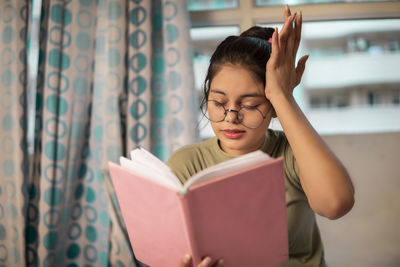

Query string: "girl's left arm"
[[266, 7, 355, 220]]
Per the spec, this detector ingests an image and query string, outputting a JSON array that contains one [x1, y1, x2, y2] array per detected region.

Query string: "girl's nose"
[[224, 109, 240, 124]]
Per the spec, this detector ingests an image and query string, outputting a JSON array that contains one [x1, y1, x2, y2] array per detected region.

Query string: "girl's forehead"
[[210, 65, 264, 97]]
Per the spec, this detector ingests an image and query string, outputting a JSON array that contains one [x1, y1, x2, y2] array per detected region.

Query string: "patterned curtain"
[[0, 1, 30, 266], [1, 0, 198, 266]]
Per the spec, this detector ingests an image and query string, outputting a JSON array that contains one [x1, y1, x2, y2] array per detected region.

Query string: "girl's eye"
[[241, 105, 259, 110], [210, 100, 225, 107]]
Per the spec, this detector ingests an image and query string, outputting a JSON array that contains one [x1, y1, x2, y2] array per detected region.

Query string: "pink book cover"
[[108, 157, 288, 267]]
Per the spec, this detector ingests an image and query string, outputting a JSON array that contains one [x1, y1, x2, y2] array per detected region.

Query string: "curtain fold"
[[0, 1, 31, 266], [1, 0, 197, 266]]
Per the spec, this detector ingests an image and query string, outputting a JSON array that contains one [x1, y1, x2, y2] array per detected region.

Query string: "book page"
[[130, 147, 171, 174], [120, 148, 271, 193], [182, 150, 270, 191], [120, 150, 183, 191]]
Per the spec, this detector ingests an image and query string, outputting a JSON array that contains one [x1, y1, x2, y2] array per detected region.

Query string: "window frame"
[[189, 1, 400, 30]]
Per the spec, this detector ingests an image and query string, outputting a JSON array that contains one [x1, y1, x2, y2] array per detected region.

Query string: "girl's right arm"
[[265, 7, 355, 220]]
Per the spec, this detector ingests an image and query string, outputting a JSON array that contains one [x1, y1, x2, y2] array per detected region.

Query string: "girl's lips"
[[221, 129, 246, 139]]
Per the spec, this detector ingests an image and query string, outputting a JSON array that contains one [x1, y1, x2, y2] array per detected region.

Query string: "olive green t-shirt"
[[166, 129, 326, 267]]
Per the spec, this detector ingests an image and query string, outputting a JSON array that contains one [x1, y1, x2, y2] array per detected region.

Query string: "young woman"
[[168, 6, 355, 267]]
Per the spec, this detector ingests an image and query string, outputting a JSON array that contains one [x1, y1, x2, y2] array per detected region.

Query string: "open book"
[[108, 147, 288, 267]]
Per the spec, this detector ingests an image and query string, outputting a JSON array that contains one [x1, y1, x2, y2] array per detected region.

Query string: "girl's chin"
[[219, 139, 261, 155]]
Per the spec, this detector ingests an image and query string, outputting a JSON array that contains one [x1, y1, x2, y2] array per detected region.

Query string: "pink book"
[[108, 148, 288, 267]]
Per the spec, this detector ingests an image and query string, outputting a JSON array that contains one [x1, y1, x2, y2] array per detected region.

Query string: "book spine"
[[179, 192, 201, 266]]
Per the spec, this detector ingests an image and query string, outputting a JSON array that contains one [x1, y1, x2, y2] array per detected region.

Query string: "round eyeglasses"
[[203, 100, 268, 129]]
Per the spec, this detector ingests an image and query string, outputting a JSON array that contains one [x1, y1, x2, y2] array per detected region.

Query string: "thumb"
[[295, 54, 309, 86]]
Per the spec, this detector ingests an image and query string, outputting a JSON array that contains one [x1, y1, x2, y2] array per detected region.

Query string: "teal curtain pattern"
[[1, 0, 198, 266], [0, 1, 30, 266]]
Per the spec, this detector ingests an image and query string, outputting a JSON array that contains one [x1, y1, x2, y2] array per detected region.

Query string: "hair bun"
[[240, 26, 274, 42]]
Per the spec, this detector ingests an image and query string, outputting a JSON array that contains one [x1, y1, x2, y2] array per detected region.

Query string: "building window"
[[367, 91, 381, 106], [391, 89, 400, 105], [309, 93, 350, 109]]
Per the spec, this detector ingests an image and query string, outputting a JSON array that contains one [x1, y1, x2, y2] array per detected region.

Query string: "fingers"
[[215, 259, 225, 267], [179, 255, 224, 267], [284, 4, 291, 22], [272, 5, 303, 66], [196, 257, 224, 267], [270, 27, 280, 63], [293, 12, 302, 58], [285, 13, 297, 57], [197, 256, 212, 267], [295, 54, 309, 86], [280, 5, 302, 60], [278, 12, 292, 49]]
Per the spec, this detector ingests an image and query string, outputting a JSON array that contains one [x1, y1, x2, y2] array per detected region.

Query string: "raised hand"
[[265, 5, 308, 101]]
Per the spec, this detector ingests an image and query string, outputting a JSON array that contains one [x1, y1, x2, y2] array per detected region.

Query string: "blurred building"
[[301, 19, 400, 134]]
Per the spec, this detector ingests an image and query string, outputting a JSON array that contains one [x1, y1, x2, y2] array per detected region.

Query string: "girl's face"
[[208, 64, 272, 155]]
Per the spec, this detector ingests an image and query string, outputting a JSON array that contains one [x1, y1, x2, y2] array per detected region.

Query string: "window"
[[367, 91, 381, 105], [189, 1, 400, 136], [392, 89, 400, 104], [309, 92, 350, 109], [27, 0, 42, 154]]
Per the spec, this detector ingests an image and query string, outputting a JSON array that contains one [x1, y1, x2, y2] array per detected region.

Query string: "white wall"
[[319, 132, 400, 267]]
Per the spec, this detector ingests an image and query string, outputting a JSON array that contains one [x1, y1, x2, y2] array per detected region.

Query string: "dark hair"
[[200, 26, 275, 112]]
